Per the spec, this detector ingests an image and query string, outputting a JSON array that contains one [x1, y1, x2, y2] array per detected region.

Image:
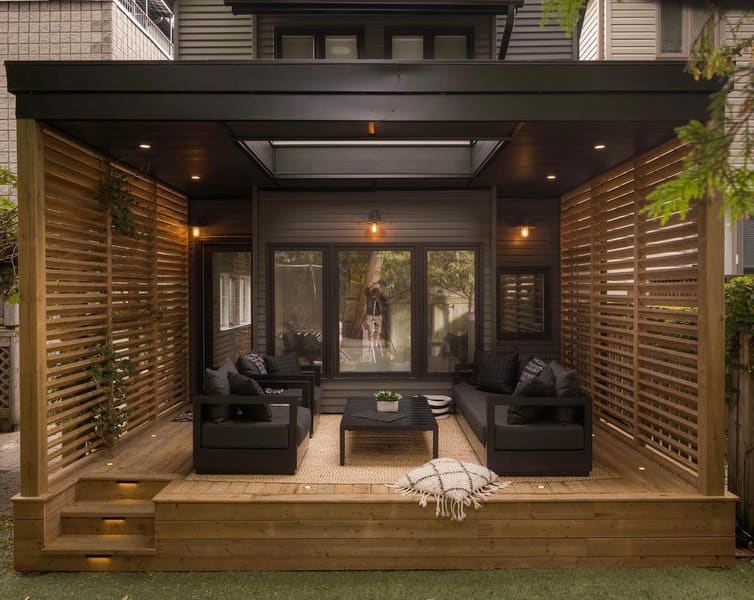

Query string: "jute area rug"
[[186, 415, 618, 485]]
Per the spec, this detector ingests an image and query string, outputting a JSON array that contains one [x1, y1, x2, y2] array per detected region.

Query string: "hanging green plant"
[[88, 344, 134, 449], [724, 276, 754, 406], [95, 167, 137, 237]]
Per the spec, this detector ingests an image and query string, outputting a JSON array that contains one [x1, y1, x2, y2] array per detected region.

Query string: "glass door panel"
[[338, 249, 412, 373], [273, 250, 324, 365], [426, 250, 477, 372]]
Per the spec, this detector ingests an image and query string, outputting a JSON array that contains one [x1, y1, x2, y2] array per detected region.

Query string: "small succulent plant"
[[374, 390, 402, 402]]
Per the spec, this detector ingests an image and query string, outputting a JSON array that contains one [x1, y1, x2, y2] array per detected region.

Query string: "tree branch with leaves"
[[0, 168, 18, 302]]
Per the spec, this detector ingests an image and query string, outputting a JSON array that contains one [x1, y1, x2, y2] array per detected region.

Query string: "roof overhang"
[[223, 0, 523, 14], [4, 60, 721, 197]]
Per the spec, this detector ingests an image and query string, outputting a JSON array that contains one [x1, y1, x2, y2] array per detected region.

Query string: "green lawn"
[[2, 518, 753, 600]]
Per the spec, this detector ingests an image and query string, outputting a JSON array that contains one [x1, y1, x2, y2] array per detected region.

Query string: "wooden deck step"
[[76, 475, 176, 501], [62, 500, 155, 519], [42, 535, 157, 557]]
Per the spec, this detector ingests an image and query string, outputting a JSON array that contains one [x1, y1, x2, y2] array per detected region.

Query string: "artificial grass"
[[2, 519, 754, 600]]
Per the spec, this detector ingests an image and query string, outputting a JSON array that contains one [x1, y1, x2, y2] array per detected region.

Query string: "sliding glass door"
[[268, 244, 478, 378], [338, 249, 412, 373]]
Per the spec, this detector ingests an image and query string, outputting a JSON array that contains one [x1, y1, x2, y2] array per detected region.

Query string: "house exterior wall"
[[0, 0, 170, 203], [501, 0, 576, 60], [175, 0, 254, 59], [579, 0, 601, 60]]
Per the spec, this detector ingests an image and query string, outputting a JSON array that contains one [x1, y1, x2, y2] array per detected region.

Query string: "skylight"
[[240, 139, 503, 180]]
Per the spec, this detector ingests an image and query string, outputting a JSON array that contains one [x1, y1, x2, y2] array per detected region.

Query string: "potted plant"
[[375, 390, 402, 412]]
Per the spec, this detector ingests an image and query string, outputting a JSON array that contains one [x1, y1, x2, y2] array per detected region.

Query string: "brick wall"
[[0, 1, 170, 202]]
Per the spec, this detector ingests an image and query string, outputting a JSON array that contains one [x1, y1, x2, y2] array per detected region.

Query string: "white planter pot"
[[376, 400, 399, 413]]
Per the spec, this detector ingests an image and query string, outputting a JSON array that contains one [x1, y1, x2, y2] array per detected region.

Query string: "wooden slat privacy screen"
[[44, 129, 189, 477], [561, 139, 701, 481]]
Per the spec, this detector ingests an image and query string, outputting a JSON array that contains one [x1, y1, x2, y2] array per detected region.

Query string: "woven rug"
[[186, 415, 618, 485]]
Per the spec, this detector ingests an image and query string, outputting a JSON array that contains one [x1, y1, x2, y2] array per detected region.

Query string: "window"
[[269, 245, 480, 378], [338, 249, 412, 373], [276, 29, 361, 59], [219, 272, 251, 330], [386, 30, 472, 60], [427, 250, 477, 373], [272, 250, 325, 365], [497, 267, 550, 340], [658, 1, 712, 56]]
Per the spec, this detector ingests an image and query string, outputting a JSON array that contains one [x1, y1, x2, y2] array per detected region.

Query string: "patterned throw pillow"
[[549, 361, 582, 424], [476, 351, 519, 394], [517, 355, 547, 386], [237, 353, 268, 376], [390, 458, 510, 522], [264, 353, 303, 376]]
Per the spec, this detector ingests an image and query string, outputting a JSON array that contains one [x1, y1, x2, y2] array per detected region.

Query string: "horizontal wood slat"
[[561, 138, 700, 482], [43, 129, 188, 478]]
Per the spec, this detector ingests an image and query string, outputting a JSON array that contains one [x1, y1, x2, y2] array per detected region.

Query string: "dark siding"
[[176, 0, 254, 59], [254, 189, 495, 411], [500, 0, 576, 61], [257, 14, 494, 59], [496, 197, 561, 361]]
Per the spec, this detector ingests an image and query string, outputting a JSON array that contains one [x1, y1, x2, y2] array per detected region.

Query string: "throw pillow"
[[237, 352, 268, 376], [204, 364, 235, 424], [264, 353, 303, 376], [517, 355, 547, 385], [476, 350, 519, 394], [508, 365, 556, 424], [227, 372, 271, 422], [549, 361, 582, 424], [389, 458, 510, 522]]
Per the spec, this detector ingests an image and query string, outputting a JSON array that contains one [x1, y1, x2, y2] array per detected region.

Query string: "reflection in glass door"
[[272, 250, 324, 365], [427, 250, 477, 373], [204, 247, 252, 369], [338, 249, 412, 373]]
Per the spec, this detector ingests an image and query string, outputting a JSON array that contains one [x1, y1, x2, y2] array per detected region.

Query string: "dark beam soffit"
[[223, 0, 524, 14]]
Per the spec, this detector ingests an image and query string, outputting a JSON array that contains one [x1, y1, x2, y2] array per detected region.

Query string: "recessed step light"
[[594, 144, 606, 150], [546, 174, 557, 181], [139, 144, 151, 150]]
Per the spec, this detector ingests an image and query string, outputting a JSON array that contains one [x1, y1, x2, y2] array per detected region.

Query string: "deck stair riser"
[[75, 476, 175, 501], [61, 500, 155, 536]]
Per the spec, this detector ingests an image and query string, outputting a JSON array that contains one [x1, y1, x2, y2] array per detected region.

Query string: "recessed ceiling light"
[[594, 144, 606, 150], [139, 143, 151, 150], [546, 174, 557, 181], [190, 175, 201, 181]]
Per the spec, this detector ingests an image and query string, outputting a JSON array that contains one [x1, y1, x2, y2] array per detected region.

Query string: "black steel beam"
[[223, 0, 524, 15]]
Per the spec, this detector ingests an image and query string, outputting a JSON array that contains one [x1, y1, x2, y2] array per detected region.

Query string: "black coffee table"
[[339, 397, 438, 466]]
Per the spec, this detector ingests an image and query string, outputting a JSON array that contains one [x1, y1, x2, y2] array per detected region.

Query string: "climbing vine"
[[725, 276, 754, 405], [0, 167, 18, 302], [88, 344, 134, 448], [95, 167, 137, 237]]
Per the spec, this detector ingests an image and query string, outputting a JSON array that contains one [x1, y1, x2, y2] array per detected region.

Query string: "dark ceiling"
[[49, 119, 683, 199]]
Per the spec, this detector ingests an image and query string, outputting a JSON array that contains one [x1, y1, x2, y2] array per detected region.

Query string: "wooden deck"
[[14, 416, 736, 571]]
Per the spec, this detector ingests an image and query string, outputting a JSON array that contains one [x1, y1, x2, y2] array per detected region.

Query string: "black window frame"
[[496, 265, 552, 341], [267, 242, 482, 380], [275, 27, 365, 60], [384, 27, 475, 60]]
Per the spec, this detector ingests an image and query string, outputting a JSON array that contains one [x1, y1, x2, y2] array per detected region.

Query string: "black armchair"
[[193, 394, 310, 475]]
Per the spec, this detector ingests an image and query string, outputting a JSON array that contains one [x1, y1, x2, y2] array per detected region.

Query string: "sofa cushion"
[[237, 353, 268, 376], [454, 382, 492, 443], [495, 419, 584, 451], [201, 405, 311, 450], [228, 373, 271, 422], [264, 353, 303, 376], [204, 360, 239, 423], [476, 350, 518, 394], [549, 361, 582, 424], [508, 366, 555, 425]]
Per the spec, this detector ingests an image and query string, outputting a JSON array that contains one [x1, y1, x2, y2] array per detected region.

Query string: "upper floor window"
[[276, 29, 362, 59], [386, 29, 473, 60], [657, 0, 712, 57]]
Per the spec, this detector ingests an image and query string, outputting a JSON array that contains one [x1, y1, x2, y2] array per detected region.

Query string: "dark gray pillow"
[[508, 366, 555, 424], [237, 353, 267, 376], [227, 373, 271, 422], [205, 367, 230, 396], [476, 350, 518, 394], [549, 361, 581, 424], [264, 353, 303, 376]]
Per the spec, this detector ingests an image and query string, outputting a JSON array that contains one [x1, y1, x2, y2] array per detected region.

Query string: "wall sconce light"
[[367, 209, 383, 236], [192, 226, 201, 239], [518, 220, 533, 239]]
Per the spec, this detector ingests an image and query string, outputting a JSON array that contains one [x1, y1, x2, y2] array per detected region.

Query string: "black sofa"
[[251, 364, 321, 435], [453, 367, 592, 476], [193, 393, 310, 475]]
